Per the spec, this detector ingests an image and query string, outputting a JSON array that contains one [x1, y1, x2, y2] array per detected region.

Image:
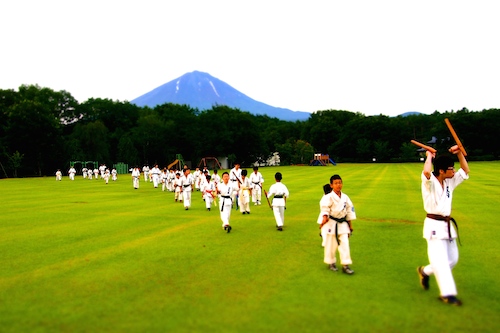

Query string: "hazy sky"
[[1, 0, 499, 116]]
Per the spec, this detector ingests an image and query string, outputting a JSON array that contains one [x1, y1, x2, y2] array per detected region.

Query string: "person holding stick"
[[417, 144, 469, 306], [319, 174, 356, 274], [266, 172, 289, 231]]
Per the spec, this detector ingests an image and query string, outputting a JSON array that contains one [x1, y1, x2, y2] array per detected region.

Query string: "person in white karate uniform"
[[201, 175, 216, 211], [131, 167, 140, 189], [180, 168, 194, 210], [68, 166, 76, 180], [150, 164, 161, 188], [217, 172, 235, 233], [417, 145, 469, 306], [319, 174, 356, 275], [267, 172, 289, 231], [238, 169, 252, 214], [249, 166, 264, 205]]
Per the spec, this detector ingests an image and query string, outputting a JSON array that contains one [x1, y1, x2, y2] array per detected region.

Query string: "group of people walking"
[[57, 145, 469, 307], [132, 163, 291, 235], [56, 164, 117, 183]]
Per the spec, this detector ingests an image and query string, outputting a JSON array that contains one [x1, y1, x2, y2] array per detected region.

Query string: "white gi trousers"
[[424, 238, 459, 296], [272, 206, 285, 227], [203, 193, 214, 209], [239, 189, 250, 213], [182, 188, 192, 208], [323, 233, 352, 265], [252, 184, 261, 203], [219, 196, 232, 227], [152, 175, 160, 188]]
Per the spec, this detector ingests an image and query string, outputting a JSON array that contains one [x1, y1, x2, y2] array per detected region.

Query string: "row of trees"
[[1, 85, 499, 177]]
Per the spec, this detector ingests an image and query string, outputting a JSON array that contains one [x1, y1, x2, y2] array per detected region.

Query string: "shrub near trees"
[[1, 84, 499, 177]]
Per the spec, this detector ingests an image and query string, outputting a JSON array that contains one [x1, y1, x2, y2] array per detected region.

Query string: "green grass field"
[[1, 162, 499, 333]]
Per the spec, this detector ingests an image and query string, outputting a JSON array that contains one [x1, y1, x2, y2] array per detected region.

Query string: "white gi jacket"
[[319, 191, 356, 235]]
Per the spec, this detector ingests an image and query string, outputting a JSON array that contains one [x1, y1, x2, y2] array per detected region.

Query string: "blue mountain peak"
[[131, 71, 311, 121]]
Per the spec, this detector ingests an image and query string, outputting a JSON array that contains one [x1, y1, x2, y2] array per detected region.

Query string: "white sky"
[[1, 0, 499, 116]]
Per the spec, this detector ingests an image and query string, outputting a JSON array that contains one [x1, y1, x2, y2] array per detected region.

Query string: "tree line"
[[1, 84, 499, 177]]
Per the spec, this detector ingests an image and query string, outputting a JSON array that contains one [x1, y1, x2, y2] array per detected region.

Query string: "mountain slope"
[[131, 71, 311, 121]]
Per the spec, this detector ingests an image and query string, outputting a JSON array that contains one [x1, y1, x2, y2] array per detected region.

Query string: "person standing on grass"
[[180, 167, 194, 210], [417, 145, 469, 306], [267, 172, 289, 231], [151, 164, 161, 188], [249, 166, 264, 205], [142, 165, 150, 182], [238, 169, 252, 215], [217, 172, 235, 233], [55, 169, 62, 181], [161, 167, 169, 192], [103, 168, 110, 184], [230, 162, 242, 209], [319, 174, 356, 275], [131, 167, 140, 189], [68, 166, 76, 180], [174, 172, 183, 202], [201, 175, 216, 211]]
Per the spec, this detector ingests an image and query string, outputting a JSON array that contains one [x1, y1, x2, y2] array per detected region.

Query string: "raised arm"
[[449, 145, 470, 175], [423, 150, 435, 180]]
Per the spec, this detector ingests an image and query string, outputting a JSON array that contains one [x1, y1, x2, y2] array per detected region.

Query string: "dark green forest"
[[1, 84, 499, 177]]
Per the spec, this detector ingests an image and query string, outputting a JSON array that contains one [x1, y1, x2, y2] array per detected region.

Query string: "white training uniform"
[[99, 165, 106, 178], [82, 168, 88, 179], [143, 166, 150, 182], [267, 182, 290, 228], [229, 167, 242, 203], [167, 171, 176, 191], [174, 176, 183, 201], [111, 169, 117, 181], [202, 181, 216, 210], [132, 168, 140, 189], [55, 170, 62, 181], [421, 168, 468, 297], [68, 167, 76, 180], [103, 170, 110, 184], [180, 173, 194, 208], [319, 191, 356, 266], [217, 181, 235, 228], [249, 170, 264, 205], [161, 171, 169, 191], [193, 169, 202, 191], [151, 166, 161, 188], [238, 177, 252, 213]]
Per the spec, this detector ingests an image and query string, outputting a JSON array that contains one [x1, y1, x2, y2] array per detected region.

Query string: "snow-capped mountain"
[[131, 71, 311, 121]]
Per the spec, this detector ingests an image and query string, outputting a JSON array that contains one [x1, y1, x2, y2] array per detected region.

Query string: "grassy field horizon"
[[1, 162, 499, 332]]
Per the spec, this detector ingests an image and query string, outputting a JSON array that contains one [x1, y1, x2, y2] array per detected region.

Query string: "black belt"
[[220, 196, 232, 212], [183, 185, 191, 187], [329, 216, 348, 245], [426, 214, 461, 245], [274, 195, 284, 198]]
